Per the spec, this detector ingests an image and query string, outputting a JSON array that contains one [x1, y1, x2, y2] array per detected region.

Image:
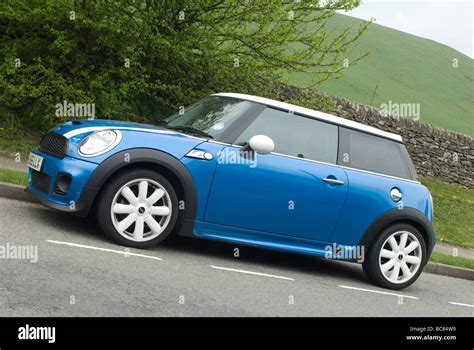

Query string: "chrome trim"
[[211, 141, 341, 169], [390, 188, 403, 202], [430, 193, 434, 217], [339, 165, 420, 184], [215, 143, 419, 184], [270, 151, 339, 169], [186, 149, 213, 160], [208, 140, 232, 146], [322, 178, 345, 185]]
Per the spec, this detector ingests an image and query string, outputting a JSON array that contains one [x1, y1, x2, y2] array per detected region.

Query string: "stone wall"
[[274, 86, 473, 189]]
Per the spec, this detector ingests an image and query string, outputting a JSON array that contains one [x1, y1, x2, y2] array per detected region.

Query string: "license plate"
[[27, 152, 44, 172]]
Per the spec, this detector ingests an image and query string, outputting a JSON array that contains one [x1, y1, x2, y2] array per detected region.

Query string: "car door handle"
[[322, 178, 345, 185]]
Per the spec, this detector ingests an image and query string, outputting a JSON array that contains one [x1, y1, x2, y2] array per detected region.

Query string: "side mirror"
[[247, 135, 275, 154]]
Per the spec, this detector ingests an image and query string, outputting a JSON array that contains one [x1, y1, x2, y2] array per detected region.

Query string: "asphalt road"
[[0, 197, 472, 317]]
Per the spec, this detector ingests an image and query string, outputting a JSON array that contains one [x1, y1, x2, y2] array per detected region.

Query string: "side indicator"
[[186, 150, 213, 160]]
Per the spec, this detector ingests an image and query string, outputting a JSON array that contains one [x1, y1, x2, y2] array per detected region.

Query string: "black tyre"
[[97, 168, 179, 248], [362, 223, 427, 290]]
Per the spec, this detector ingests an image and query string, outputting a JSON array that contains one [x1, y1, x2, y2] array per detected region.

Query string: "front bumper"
[[27, 150, 99, 217], [27, 185, 99, 217]]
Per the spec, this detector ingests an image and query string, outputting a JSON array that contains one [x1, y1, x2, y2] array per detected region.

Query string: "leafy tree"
[[0, 0, 368, 130]]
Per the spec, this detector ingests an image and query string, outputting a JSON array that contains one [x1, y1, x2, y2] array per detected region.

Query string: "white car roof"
[[214, 93, 403, 142]]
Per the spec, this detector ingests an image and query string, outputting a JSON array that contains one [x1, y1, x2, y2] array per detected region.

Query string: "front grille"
[[31, 170, 51, 194], [39, 133, 68, 158]]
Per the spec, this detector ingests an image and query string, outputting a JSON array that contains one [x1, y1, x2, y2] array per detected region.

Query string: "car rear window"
[[338, 127, 417, 180]]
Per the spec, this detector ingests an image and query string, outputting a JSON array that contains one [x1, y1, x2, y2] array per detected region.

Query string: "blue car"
[[27, 93, 435, 290]]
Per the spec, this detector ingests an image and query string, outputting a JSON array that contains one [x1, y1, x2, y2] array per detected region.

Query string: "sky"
[[340, 0, 474, 58]]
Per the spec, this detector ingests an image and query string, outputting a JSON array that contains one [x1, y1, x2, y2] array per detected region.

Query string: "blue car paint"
[[28, 119, 434, 260], [180, 142, 225, 221], [28, 151, 98, 207], [330, 167, 433, 247], [68, 131, 205, 163], [192, 220, 335, 257], [30, 121, 207, 208], [203, 145, 348, 242]]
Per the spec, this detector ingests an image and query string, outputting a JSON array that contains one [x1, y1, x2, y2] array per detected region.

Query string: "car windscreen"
[[164, 96, 255, 139]]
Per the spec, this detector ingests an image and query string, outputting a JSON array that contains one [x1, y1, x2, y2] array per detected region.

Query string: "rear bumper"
[[27, 151, 99, 217]]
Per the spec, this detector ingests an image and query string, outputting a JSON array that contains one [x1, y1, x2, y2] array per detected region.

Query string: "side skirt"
[[185, 220, 361, 261]]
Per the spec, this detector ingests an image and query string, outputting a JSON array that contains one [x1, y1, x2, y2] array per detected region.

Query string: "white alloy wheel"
[[110, 178, 172, 242], [378, 230, 423, 284]]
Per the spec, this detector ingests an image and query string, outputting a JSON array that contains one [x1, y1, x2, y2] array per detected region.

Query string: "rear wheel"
[[97, 169, 178, 248], [362, 223, 426, 290]]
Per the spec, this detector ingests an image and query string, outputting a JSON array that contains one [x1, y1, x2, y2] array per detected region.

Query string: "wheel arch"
[[84, 148, 197, 234], [359, 207, 435, 263]]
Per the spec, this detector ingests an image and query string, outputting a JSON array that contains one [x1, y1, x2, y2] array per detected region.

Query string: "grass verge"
[[430, 252, 474, 270], [0, 168, 28, 186], [421, 177, 474, 249]]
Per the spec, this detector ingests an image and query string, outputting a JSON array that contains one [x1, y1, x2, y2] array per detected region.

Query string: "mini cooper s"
[[27, 93, 436, 290]]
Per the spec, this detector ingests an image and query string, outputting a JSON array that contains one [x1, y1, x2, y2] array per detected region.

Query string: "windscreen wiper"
[[168, 125, 214, 139], [154, 120, 168, 127]]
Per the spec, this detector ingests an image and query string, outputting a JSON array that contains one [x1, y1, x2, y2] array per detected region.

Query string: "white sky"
[[340, 0, 474, 58]]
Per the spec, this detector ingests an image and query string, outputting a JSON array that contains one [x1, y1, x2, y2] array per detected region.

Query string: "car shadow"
[[31, 206, 366, 284], [160, 235, 366, 284], [28, 206, 103, 241]]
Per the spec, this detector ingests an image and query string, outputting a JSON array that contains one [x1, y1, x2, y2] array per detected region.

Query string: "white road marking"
[[449, 302, 474, 308], [339, 285, 419, 299], [210, 265, 294, 281], [47, 240, 162, 261]]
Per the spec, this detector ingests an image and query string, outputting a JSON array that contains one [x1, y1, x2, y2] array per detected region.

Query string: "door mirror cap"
[[248, 135, 275, 154]]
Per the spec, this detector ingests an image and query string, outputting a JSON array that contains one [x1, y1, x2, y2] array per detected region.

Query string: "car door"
[[204, 107, 348, 242]]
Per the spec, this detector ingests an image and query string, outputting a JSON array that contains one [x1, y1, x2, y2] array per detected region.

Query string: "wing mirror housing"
[[242, 135, 275, 155]]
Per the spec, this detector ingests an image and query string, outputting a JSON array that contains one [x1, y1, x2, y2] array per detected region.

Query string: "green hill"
[[285, 14, 474, 136]]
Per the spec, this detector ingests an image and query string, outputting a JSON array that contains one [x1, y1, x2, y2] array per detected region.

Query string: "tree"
[[0, 0, 368, 130]]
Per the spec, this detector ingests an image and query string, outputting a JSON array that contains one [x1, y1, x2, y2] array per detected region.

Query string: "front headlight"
[[78, 130, 122, 156]]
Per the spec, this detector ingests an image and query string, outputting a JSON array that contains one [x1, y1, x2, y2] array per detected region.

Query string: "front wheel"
[[362, 223, 426, 290], [97, 169, 179, 248]]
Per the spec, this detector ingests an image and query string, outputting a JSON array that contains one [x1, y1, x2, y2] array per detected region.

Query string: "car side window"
[[233, 107, 338, 164], [338, 127, 415, 180]]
